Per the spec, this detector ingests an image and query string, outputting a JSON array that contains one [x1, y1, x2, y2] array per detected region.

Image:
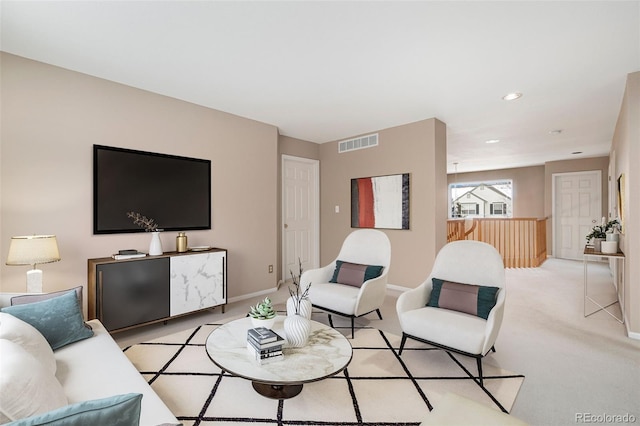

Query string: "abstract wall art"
[[351, 173, 410, 230]]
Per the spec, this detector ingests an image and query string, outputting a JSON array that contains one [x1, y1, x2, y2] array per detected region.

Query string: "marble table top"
[[205, 316, 353, 385]]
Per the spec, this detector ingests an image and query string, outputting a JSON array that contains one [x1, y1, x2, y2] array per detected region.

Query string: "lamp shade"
[[6, 235, 61, 267]]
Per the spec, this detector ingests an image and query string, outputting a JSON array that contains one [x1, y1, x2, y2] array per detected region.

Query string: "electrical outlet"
[[268, 265, 273, 273]]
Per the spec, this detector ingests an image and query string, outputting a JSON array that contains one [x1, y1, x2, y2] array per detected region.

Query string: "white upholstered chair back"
[[428, 240, 505, 289], [335, 229, 391, 270]]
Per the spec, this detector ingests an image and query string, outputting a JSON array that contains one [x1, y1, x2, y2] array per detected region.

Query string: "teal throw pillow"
[[427, 278, 499, 320], [7, 393, 142, 426], [1, 290, 93, 350], [330, 260, 384, 288]]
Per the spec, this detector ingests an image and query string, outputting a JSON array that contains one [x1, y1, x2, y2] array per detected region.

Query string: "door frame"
[[551, 170, 602, 259], [281, 155, 320, 280]]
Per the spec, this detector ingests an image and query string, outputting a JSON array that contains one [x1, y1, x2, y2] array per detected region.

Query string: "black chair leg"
[[350, 317, 354, 339], [491, 346, 496, 353], [328, 314, 333, 328], [398, 333, 408, 355], [375, 309, 383, 320], [476, 357, 484, 386]]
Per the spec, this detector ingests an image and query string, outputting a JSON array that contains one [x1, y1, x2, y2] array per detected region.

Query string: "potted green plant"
[[248, 297, 276, 329], [586, 218, 620, 251]]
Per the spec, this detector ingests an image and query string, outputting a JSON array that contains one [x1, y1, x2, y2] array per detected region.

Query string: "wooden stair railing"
[[447, 218, 547, 268]]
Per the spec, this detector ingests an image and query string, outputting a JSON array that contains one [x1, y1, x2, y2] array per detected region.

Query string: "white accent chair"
[[396, 240, 505, 385], [301, 229, 391, 338]]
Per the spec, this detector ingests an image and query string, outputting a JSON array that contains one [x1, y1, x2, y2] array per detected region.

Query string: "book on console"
[[112, 252, 147, 260]]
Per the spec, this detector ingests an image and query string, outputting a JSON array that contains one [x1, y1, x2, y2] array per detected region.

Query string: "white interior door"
[[282, 155, 319, 280], [553, 171, 602, 260]]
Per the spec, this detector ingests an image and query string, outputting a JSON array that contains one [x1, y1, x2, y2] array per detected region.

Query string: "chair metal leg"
[[491, 346, 496, 353], [375, 309, 383, 320], [328, 314, 333, 328], [350, 317, 354, 339], [398, 333, 408, 355], [476, 357, 484, 386]]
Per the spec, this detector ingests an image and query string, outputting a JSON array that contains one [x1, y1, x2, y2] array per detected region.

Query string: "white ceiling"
[[1, 1, 639, 173]]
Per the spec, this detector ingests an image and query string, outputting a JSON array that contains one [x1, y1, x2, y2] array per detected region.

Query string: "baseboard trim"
[[386, 283, 412, 293], [625, 323, 640, 340], [227, 288, 278, 305]]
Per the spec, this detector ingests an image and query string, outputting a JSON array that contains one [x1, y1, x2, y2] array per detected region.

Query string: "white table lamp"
[[6, 235, 61, 293]]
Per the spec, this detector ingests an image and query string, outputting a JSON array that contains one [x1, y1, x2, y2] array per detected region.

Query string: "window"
[[490, 202, 507, 215], [449, 180, 512, 219], [461, 203, 479, 216]]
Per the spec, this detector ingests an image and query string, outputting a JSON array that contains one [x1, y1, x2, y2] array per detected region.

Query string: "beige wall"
[[447, 165, 546, 218], [319, 119, 447, 288], [611, 71, 639, 337], [0, 54, 280, 310]]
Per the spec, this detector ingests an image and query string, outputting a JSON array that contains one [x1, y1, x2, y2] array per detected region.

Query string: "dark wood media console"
[[88, 248, 226, 333]]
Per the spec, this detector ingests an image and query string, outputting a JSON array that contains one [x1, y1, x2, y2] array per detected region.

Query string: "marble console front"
[[206, 316, 352, 399]]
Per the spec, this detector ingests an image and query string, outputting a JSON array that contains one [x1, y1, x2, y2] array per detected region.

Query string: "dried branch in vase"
[[126, 211, 159, 232], [288, 258, 310, 315]]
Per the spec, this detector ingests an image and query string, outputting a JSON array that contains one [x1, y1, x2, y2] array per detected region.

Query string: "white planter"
[[601, 241, 618, 254], [149, 231, 163, 256], [286, 297, 312, 319], [250, 317, 276, 330], [284, 314, 311, 347]]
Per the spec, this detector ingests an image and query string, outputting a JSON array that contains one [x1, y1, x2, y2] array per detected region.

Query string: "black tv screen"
[[93, 145, 211, 234]]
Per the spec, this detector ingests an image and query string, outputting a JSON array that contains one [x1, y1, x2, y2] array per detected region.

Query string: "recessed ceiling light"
[[502, 92, 523, 101], [571, 151, 583, 155], [485, 139, 500, 144]]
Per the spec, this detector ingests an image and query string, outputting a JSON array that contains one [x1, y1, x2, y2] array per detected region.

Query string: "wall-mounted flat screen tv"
[[93, 145, 211, 234]]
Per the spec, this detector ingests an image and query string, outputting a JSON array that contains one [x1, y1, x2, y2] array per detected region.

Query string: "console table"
[[583, 246, 624, 324], [88, 248, 226, 332]]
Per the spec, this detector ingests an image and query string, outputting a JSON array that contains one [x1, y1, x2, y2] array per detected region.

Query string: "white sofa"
[[0, 293, 179, 426]]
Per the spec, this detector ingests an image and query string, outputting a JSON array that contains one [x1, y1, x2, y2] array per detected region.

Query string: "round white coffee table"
[[205, 316, 352, 399]]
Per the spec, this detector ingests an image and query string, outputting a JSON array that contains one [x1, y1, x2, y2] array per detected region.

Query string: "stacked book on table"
[[246, 326, 284, 364]]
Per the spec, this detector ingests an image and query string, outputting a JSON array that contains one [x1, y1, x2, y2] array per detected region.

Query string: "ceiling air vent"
[[338, 133, 378, 153]]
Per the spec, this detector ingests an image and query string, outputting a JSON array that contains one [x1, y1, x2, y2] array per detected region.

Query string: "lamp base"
[[26, 269, 43, 293]]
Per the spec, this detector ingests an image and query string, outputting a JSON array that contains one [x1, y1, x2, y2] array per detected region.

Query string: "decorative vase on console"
[[592, 237, 603, 252], [127, 211, 162, 255], [149, 231, 163, 256], [284, 259, 311, 346], [586, 218, 620, 253]]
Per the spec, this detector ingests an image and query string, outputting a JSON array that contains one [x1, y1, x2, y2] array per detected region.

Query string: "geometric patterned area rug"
[[124, 315, 524, 426]]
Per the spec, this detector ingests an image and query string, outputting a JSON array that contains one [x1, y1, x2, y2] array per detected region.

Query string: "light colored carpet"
[[124, 315, 524, 425]]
